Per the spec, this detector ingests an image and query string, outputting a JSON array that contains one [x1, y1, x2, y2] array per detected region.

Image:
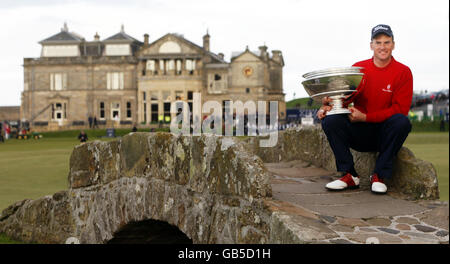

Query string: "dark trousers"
[[321, 114, 411, 179]]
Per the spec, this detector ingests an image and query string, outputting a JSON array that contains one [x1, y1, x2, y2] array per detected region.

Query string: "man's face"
[[370, 34, 395, 62]]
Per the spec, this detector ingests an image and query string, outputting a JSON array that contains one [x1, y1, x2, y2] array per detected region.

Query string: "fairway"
[[0, 132, 448, 212], [0, 138, 79, 211], [404, 132, 449, 201]]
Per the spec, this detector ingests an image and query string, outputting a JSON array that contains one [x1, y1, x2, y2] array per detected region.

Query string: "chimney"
[[259, 45, 268, 61], [203, 30, 210, 52], [61, 22, 68, 32], [271, 50, 284, 66], [94, 32, 100, 41], [218, 53, 224, 60], [144, 34, 149, 47]]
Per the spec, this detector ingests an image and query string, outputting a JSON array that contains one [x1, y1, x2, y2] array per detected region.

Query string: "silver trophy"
[[301, 67, 364, 115]]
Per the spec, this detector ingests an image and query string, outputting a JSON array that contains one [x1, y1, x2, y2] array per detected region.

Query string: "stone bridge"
[[0, 127, 448, 244]]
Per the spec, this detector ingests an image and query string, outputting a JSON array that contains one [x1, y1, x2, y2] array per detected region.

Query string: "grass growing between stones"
[[0, 233, 25, 244], [404, 132, 449, 201]]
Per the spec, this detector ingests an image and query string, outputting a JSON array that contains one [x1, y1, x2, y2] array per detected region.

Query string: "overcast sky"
[[0, 0, 448, 106]]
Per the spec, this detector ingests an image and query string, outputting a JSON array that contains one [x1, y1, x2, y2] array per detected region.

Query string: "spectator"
[[78, 130, 88, 143], [88, 116, 93, 128], [93, 116, 99, 129], [5, 123, 11, 140], [0, 123, 4, 143]]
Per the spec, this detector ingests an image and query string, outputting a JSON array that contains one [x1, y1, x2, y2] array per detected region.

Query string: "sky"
[[0, 0, 448, 106]]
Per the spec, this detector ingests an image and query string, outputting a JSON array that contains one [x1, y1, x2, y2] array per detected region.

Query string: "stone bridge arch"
[[106, 219, 193, 244], [0, 133, 273, 244]]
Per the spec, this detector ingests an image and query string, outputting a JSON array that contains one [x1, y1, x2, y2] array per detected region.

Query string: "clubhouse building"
[[20, 24, 286, 131]]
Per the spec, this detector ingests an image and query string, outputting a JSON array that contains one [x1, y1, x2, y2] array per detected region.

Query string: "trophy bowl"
[[301, 67, 364, 115]]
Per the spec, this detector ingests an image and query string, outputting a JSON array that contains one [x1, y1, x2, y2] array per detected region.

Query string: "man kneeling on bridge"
[[317, 24, 413, 194]]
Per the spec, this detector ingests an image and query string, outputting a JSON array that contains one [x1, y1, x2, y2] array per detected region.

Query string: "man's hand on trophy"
[[321, 96, 333, 106], [317, 105, 332, 120], [348, 107, 366, 122]]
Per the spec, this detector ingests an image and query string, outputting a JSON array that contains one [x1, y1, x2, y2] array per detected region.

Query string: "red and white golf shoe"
[[325, 173, 360, 191], [370, 173, 387, 194]]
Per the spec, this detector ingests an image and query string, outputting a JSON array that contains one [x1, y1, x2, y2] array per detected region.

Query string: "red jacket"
[[352, 57, 413, 123]]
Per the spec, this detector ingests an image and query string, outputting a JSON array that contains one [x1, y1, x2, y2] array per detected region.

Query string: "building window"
[[126, 102, 132, 119], [146, 60, 155, 72], [100, 102, 105, 119], [163, 102, 171, 123], [147, 60, 158, 74], [151, 104, 158, 122], [246, 88, 250, 93], [50, 73, 67, 91], [51, 102, 65, 120], [107, 72, 124, 90], [159, 60, 165, 74], [111, 102, 120, 120], [55, 103, 63, 119], [187, 91, 193, 100], [167, 60, 175, 71], [105, 44, 131, 56], [143, 102, 147, 123], [186, 59, 195, 75], [143, 92, 147, 123], [43, 45, 78, 57], [215, 74, 222, 81], [176, 60, 182, 75]]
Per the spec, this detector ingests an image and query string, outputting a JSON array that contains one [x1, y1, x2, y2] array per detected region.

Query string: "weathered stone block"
[[120, 132, 150, 178], [68, 143, 97, 188], [390, 148, 439, 199], [174, 136, 191, 185], [147, 133, 176, 181]]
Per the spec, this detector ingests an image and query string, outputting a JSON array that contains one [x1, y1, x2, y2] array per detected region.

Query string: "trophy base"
[[326, 108, 351, 115]]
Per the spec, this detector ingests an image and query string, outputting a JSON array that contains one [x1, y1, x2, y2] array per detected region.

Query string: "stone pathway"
[[265, 160, 449, 244]]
